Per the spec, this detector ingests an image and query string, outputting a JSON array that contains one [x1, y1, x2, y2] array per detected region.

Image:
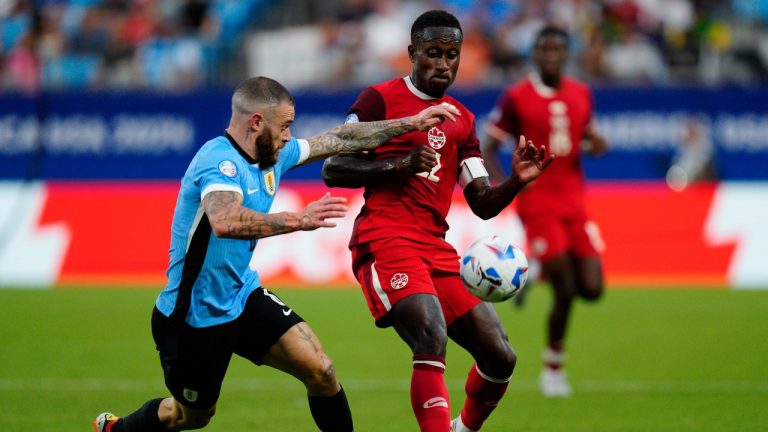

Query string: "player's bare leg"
[[573, 254, 604, 301], [389, 294, 451, 432], [540, 253, 603, 397], [541, 253, 577, 397], [262, 322, 353, 431], [448, 302, 516, 432]]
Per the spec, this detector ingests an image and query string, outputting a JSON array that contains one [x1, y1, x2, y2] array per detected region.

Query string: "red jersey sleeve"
[[488, 88, 520, 138], [347, 87, 386, 122], [458, 118, 482, 164]]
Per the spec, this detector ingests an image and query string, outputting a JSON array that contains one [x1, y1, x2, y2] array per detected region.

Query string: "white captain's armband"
[[459, 157, 489, 188]]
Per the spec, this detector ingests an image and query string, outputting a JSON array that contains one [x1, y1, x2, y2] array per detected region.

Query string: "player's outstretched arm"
[[323, 145, 438, 188], [303, 103, 459, 164], [583, 121, 609, 156], [464, 135, 552, 219], [479, 133, 508, 185], [203, 191, 348, 239]]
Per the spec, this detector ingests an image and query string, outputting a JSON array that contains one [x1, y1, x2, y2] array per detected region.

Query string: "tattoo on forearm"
[[204, 191, 293, 238], [309, 118, 412, 157]]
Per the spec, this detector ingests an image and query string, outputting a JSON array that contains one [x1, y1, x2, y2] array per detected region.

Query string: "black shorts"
[[151, 287, 304, 409]]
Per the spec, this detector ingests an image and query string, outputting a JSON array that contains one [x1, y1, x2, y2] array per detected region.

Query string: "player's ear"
[[249, 112, 264, 132], [408, 44, 415, 62]]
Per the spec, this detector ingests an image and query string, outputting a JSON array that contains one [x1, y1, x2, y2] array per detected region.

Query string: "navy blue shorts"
[[152, 287, 304, 409]]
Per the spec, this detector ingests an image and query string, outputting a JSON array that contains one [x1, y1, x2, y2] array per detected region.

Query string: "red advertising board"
[[3, 180, 758, 288]]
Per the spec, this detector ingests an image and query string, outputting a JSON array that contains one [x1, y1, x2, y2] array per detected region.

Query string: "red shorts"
[[351, 237, 481, 328], [520, 211, 604, 262]]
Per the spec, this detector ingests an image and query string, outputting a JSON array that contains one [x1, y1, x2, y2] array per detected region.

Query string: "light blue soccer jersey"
[[156, 133, 309, 327]]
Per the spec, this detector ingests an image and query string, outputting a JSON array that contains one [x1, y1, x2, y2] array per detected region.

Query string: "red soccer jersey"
[[347, 76, 481, 247], [487, 74, 593, 215]]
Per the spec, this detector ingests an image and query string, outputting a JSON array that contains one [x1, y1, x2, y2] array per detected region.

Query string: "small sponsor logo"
[[390, 273, 409, 289], [282, 308, 292, 316], [218, 160, 237, 177], [183, 388, 198, 402], [247, 187, 259, 195], [427, 127, 446, 149], [422, 396, 448, 409]]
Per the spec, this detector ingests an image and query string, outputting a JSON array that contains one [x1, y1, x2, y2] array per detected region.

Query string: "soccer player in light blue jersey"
[[93, 76, 459, 432]]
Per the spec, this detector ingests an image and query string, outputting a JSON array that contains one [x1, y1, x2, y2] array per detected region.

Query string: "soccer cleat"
[[93, 412, 120, 432], [539, 368, 572, 397]]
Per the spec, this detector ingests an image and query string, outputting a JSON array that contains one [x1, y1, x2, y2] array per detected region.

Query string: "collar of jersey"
[[403, 76, 438, 100], [529, 72, 557, 98], [224, 131, 258, 165]]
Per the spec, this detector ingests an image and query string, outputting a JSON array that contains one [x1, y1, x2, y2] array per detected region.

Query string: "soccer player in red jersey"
[[322, 10, 551, 432], [481, 26, 609, 397]]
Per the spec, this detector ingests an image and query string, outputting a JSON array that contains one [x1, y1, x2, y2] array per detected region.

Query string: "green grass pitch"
[[0, 285, 766, 431]]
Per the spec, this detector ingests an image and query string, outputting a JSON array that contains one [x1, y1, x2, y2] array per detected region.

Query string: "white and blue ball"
[[460, 235, 529, 302]]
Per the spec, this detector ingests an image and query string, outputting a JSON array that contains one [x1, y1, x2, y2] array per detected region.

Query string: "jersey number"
[[416, 153, 441, 182]]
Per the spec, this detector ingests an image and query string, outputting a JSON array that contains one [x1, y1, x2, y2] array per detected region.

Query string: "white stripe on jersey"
[[296, 139, 310, 165], [201, 183, 242, 201], [370, 262, 392, 311], [185, 205, 206, 253]]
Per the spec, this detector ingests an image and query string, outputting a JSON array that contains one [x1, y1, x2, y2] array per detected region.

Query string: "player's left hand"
[[298, 192, 348, 230], [511, 135, 553, 184], [411, 102, 460, 131]]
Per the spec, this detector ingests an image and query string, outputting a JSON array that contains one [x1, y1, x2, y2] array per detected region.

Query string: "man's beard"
[[255, 129, 278, 168]]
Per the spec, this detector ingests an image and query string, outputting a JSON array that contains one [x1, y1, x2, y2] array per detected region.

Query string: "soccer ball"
[[460, 235, 529, 302]]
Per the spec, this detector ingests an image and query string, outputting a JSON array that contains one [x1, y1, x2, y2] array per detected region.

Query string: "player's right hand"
[[299, 192, 348, 230], [411, 102, 460, 131]]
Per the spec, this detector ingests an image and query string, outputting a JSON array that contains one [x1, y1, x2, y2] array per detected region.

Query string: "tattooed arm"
[[203, 191, 347, 239], [302, 102, 460, 164]]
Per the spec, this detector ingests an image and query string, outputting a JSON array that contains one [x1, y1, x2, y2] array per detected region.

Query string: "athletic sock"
[[544, 344, 565, 370], [411, 354, 450, 432], [121, 398, 167, 432], [308, 386, 354, 431], [459, 364, 510, 431]]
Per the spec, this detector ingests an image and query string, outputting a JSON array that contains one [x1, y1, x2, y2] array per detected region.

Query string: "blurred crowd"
[[1, 0, 265, 92], [2, 0, 767, 92]]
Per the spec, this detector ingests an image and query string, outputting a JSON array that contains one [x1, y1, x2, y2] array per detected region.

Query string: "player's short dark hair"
[[410, 10, 462, 44], [232, 76, 294, 115], [534, 25, 570, 48]]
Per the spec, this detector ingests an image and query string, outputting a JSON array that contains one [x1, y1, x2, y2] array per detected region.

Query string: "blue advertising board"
[[1, 87, 766, 180]]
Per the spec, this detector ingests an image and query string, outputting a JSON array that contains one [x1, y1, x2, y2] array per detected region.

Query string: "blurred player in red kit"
[[481, 25, 609, 397], [322, 10, 552, 432]]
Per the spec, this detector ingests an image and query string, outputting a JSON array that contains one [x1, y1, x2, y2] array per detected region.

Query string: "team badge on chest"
[[427, 127, 446, 149], [263, 168, 276, 196]]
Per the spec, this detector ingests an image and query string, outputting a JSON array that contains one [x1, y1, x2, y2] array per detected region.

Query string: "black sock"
[[121, 398, 167, 432], [308, 386, 354, 431]]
